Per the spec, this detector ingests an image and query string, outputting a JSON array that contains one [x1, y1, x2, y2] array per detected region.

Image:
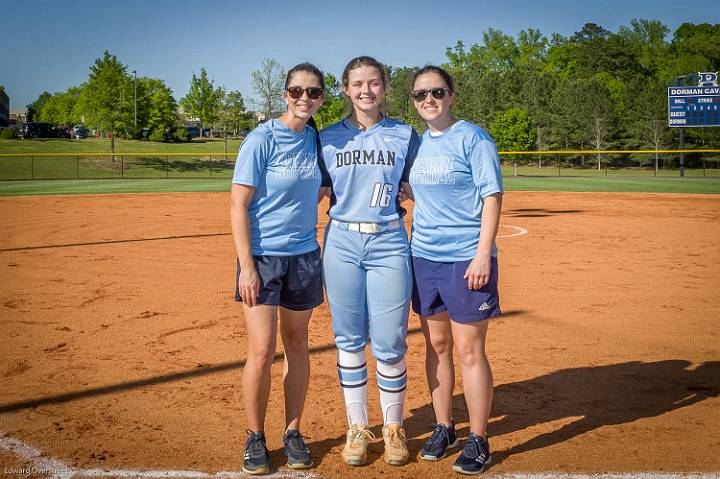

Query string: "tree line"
[[25, 51, 254, 143], [23, 20, 720, 155], [384, 21, 719, 160]]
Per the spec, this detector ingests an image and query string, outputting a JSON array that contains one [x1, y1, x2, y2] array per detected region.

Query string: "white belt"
[[331, 219, 401, 234]]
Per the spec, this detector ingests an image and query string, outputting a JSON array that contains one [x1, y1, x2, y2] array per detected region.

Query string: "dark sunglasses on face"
[[286, 86, 324, 100], [411, 87, 449, 102]]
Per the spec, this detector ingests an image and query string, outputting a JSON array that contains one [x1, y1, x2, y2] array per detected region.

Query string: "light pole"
[[132, 70, 137, 128]]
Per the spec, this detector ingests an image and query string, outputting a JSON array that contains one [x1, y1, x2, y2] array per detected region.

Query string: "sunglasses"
[[411, 87, 449, 102], [286, 86, 324, 100]]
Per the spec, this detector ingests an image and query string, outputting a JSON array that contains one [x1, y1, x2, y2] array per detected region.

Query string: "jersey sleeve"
[[231, 131, 270, 187], [401, 128, 421, 182], [468, 138, 503, 198]]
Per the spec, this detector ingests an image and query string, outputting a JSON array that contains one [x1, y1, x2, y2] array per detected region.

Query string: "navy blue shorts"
[[411, 255, 501, 323], [235, 248, 324, 311]]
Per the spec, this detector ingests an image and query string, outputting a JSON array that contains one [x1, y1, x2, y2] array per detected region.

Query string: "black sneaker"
[[419, 422, 460, 461], [283, 429, 313, 469], [452, 433, 492, 475], [242, 429, 270, 475]]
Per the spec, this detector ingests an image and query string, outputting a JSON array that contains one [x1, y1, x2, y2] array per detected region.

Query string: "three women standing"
[[231, 59, 502, 476]]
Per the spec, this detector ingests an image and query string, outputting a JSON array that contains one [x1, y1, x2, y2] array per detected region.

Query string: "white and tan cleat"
[[342, 423, 376, 466], [382, 423, 409, 466]]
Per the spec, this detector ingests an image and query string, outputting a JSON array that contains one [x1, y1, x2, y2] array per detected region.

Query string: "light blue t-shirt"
[[409, 120, 503, 262], [320, 117, 419, 223], [232, 119, 323, 256]]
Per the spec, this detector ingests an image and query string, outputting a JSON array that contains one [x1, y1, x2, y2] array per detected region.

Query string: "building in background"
[[9, 109, 27, 126], [252, 111, 281, 123], [0, 89, 9, 127]]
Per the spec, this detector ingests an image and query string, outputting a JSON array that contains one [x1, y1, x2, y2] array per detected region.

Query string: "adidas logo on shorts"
[[478, 302, 490, 311]]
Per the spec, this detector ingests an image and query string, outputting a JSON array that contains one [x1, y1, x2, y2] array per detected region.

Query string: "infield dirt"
[[1, 192, 719, 478]]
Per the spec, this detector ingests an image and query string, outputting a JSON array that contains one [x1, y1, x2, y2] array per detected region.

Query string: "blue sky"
[[1, 0, 718, 111]]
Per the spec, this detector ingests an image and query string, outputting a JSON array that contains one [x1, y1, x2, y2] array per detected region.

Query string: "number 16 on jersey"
[[370, 183, 393, 208]]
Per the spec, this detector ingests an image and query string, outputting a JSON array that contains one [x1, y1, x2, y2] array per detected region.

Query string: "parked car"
[[55, 126, 72, 139], [186, 126, 201, 138], [72, 125, 88, 139], [18, 122, 57, 139]]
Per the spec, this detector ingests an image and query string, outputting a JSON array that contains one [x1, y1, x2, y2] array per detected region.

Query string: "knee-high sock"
[[337, 349, 368, 426], [376, 358, 407, 425]]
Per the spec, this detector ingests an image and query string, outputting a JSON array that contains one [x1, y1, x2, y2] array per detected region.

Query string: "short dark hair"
[[285, 62, 325, 90], [412, 65, 455, 93], [341, 56, 387, 89]]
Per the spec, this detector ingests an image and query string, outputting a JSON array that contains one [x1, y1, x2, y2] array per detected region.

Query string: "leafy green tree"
[[251, 58, 285, 119], [78, 51, 134, 153], [145, 80, 178, 132], [316, 73, 345, 128], [490, 108, 536, 175], [672, 23, 720, 68], [444, 41, 501, 129], [148, 128, 167, 142], [489, 65, 555, 155], [477, 29, 520, 73], [0, 128, 18, 139], [38, 87, 82, 125], [172, 126, 191, 142], [618, 19, 671, 77], [624, 77, 670, 173], [217, 89, 247, 135], [548, 77, 585, 150], [583, 77, 616, 169], [27, 91, 51, 122], [517, 28, 549, 66], [547, 76, 616, 167], [490, 108, 536, 151], [386, 66, 424, 130], [217, 89, 249, 153], [180, 67, 223, 133]]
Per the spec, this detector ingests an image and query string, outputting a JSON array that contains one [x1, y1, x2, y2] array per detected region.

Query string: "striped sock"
[[376, 358, 407, 425], [337, 349, 368, 426]]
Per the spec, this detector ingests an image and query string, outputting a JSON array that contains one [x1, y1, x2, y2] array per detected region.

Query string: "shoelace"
[[351, 428, 376, 445], [463, 436, 489, 462], [426, 424, 447, 447], [245, 429, 267, 456], [463, 437, 480, 456], [386, 428, 406, 447], [286, 432, 310, 452]]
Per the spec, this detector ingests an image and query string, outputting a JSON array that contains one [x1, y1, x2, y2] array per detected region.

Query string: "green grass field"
[[1, 138, 719, 195], [1, 176, 719, 196], [500, 165, 720, 178], [0, 137, 242, 154]]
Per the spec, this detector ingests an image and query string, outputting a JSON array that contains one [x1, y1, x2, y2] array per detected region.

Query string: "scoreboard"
[[667, 84, 720, 128]]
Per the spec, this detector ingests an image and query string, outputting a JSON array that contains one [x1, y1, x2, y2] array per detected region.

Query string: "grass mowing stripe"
[[503, 177, 720, 194], [1, 177, 720, 196], [0, 179, 232, 196]]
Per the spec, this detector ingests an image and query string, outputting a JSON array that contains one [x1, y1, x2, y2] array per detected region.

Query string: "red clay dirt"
[[1, 191, 719, 478]]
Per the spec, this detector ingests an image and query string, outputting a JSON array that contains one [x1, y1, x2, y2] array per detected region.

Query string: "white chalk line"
[[2, 430, 718, 479], [491, 476, 720, 479], [0, 430, 316, 479], [498, 224, 529, 238]]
